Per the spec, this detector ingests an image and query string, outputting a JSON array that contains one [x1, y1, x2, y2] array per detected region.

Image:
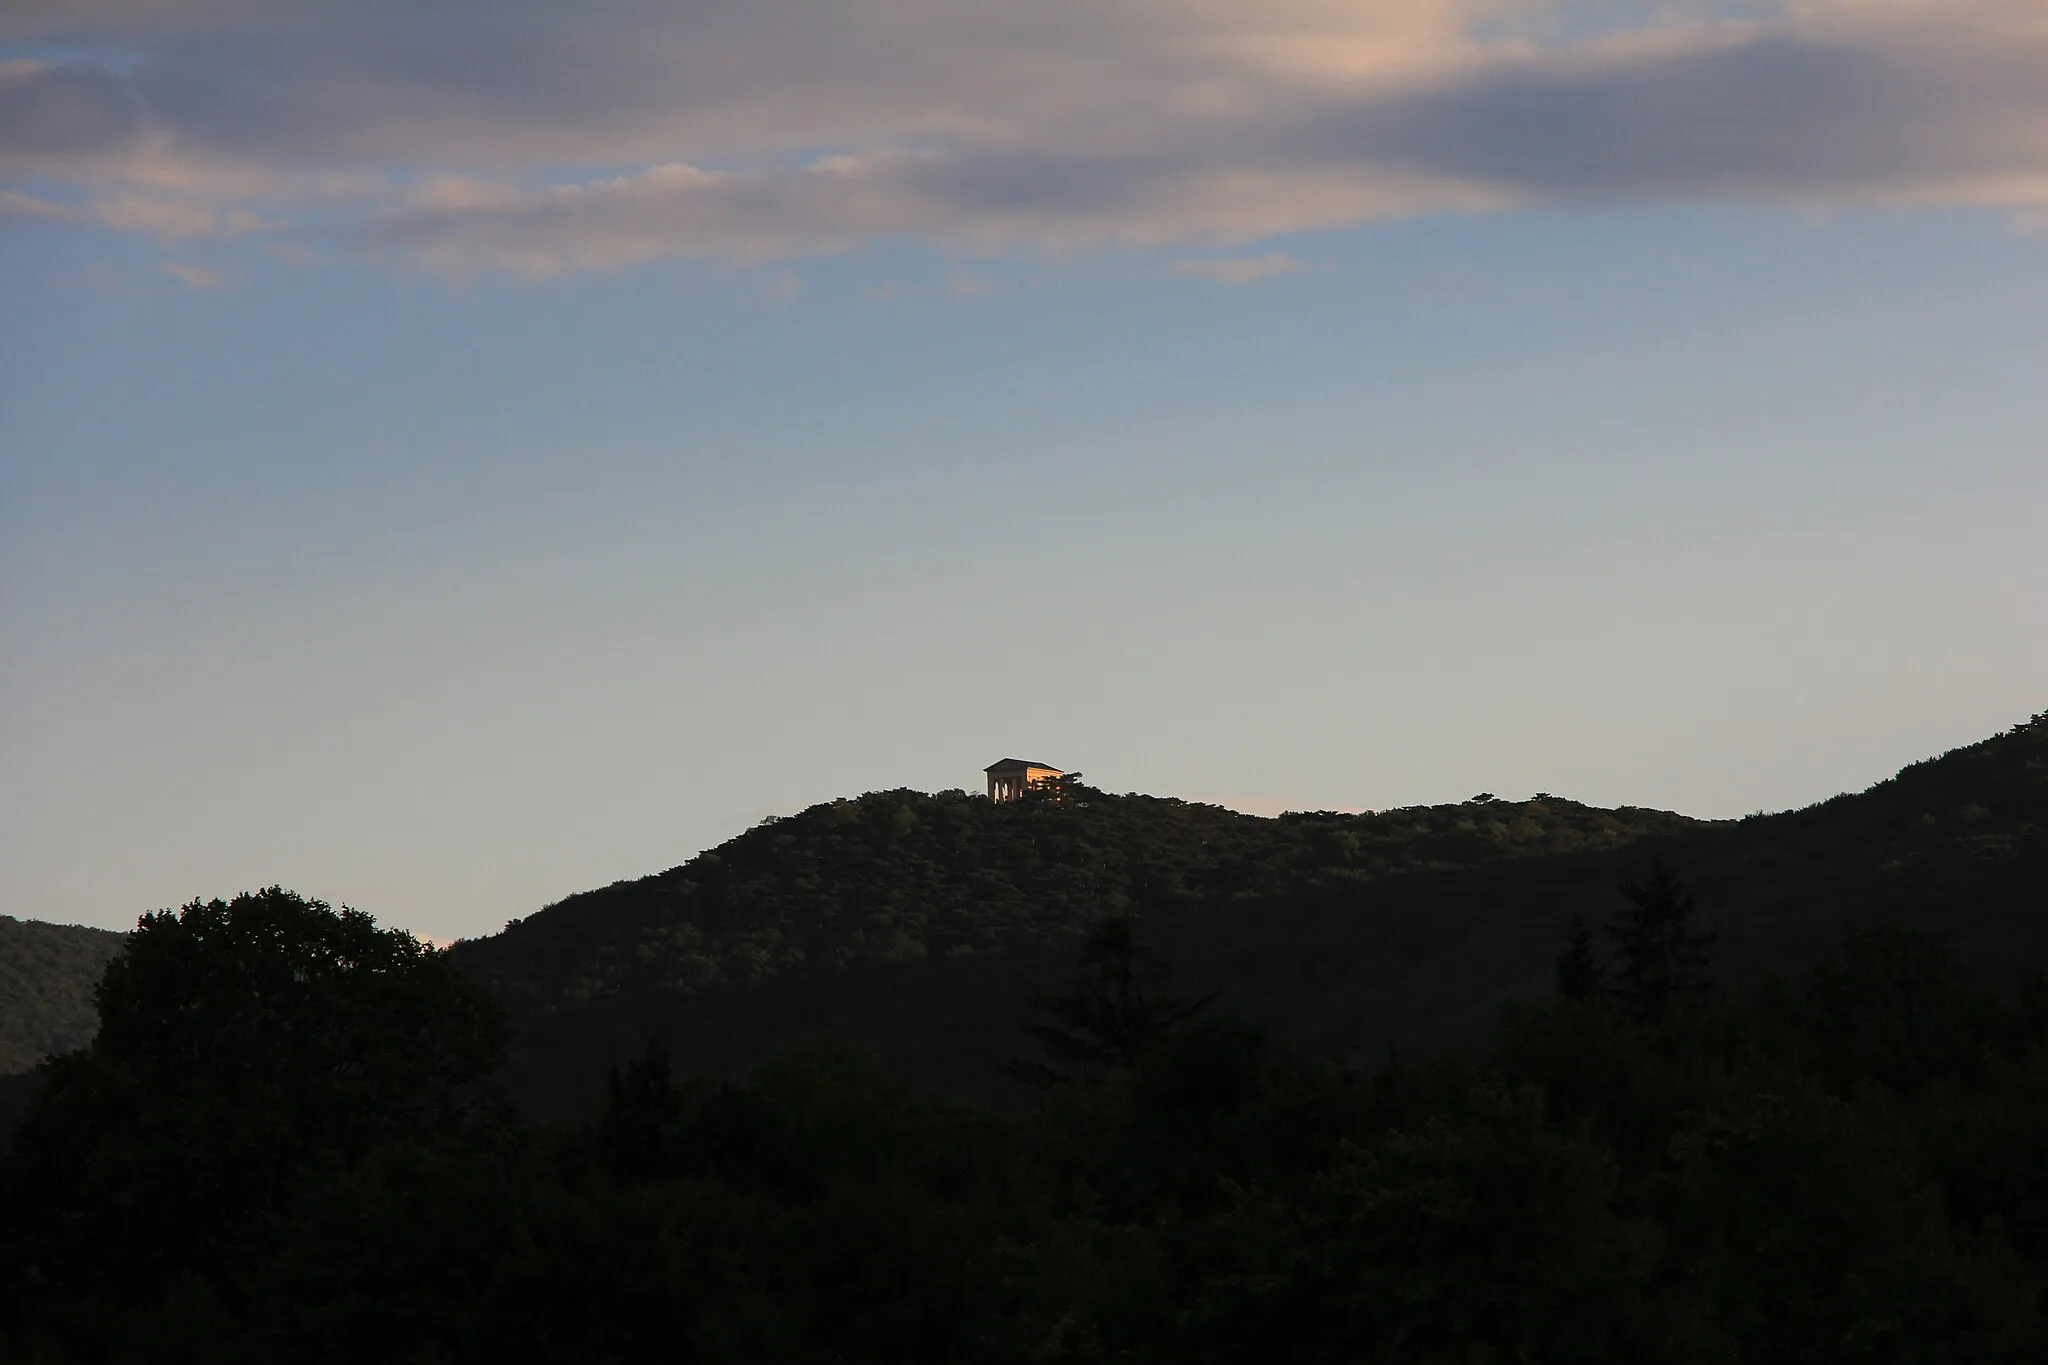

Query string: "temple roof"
[[984, 759, 1062, 773]]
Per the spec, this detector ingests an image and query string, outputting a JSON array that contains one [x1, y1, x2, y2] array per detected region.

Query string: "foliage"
[[451, 784, 1698, 1014], [1005, 912, 1217, 1086], [11, 909, 2048, 1362], [0, 918, 125, 1075], [451, 711, 2048, 1116], [1602, 860, 1715, 1020], [1555, 913, 1604, 1001], [0, 889, 507, 1359], [6, 713, 2048, 1358]]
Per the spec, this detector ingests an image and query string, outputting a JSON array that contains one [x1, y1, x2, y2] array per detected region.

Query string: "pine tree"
[[1555, 914, 1605, 1001], [597, 1039, 687, 1181], [1005, 913, 1216, 1086], [1604, 860, 1714, 1020]]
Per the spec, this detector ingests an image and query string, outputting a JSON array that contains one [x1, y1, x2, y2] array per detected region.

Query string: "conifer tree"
[[1555, 914, 1605, 1001], [1603, 861, 1714, 1020], [1005, 913, 1215, 1086]]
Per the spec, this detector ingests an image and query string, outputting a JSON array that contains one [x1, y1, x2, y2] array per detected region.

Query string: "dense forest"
[[7, 881, 2048, 1362], [3, 714, 2045, 1359]]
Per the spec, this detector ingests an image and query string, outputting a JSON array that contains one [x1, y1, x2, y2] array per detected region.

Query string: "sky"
[[3, 1, 2045, 941]]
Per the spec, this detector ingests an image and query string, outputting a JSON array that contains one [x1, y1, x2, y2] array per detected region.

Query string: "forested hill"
[[0, 917, 125, 1074], [451, 712, 2048, 1116], [8, 721, 2045, 1359], [7, 714, 2040, 1114], [450, 787, 1699, 1015]]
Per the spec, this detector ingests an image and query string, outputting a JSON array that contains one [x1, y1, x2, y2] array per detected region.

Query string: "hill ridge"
[[8, 712, 2042, 1113], [451, 711, 2048, 1114], [450, 785, 1703, 1015]]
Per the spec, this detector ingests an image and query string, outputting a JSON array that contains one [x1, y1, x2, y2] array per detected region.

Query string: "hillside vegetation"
[[5, 716, 2048, 1360], [0, 918, 125, 1075], [13, 886, 2048, 1362], [453, 713, 2048, 1116], [10, 713, 2043, 1109], [455, 786, 1696, 1012]]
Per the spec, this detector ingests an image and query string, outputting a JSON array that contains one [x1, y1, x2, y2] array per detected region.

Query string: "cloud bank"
[[3, 1, 2044, 276]]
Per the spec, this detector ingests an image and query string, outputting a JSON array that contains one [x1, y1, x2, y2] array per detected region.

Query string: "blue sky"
[[4, 2, 2046, 939]]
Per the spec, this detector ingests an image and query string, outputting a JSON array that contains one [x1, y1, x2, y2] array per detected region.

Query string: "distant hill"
[[9, 716, 2040, 1125], [453, 783, 1698, 1013], [0, 916, 126, 1074], [453, 713, 2048, 1118]]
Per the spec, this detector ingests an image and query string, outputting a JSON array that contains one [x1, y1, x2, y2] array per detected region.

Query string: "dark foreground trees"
[[0, 889, 508, 1362], [7, 892, 2048, 1363]]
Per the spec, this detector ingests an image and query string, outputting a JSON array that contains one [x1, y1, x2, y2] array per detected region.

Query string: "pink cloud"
[[161, 260, 224, 288], [3, 1, 2045, 275], [1169, 252, 1305, 283], [0, 187, 71, 218]]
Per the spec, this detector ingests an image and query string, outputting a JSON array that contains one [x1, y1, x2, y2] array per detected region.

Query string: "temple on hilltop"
[[985, 758, 1063, 803]]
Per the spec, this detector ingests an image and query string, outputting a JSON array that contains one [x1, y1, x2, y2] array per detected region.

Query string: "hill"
[[452, 712, 2048, 1117], [453, 783, 1697, 1011], [8, 717, 2040, 1123], [0, 916, 125, 1075]]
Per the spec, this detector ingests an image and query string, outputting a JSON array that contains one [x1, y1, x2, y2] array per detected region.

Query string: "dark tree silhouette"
[[5, 888, 506, 1292], [1604, 860, 1714, 1020], [1555, 914, 1605, 1001], [1006, 913, 1216, 1086], [597, 1039, 688, 1181]]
